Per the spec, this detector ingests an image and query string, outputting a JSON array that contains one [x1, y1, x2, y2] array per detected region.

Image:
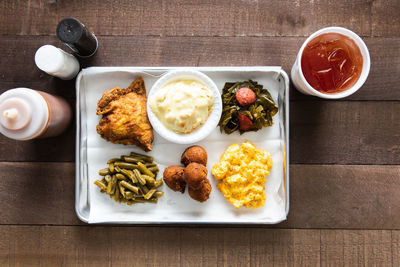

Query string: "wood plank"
[[372, 0, 400, 37], [290, 101, 400, 165], [0, 0, 372, 37], [286, 165, 400, 229], [251, 229, 294, 267], [1, 226, 398, 266], [293, 230, 320, 266], [320, 230, 344, 267], [1, 35, 399, 101], [342, 231, 393, 267], [393, 231, 400, 267], [1, 163, 400, 229], [0, 162, 82, 225]]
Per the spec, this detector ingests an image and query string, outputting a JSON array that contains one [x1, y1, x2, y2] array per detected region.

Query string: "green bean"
[[144, 162, 157, 167], [142, 174, 155, 184], [133, 169, 147, 185], [94, 180, 107, 191], [107, 175, 117, 194], [120, 181, 139, 194], [109, 163, 115, 173], [130, 152, 153, 162], [120, 169, 137, 183], [137, 162, 155, 178], [118, 182, 126, 197], [132, 198, 158, 204], [107, 158, 121, 164], [114, 165, 121, 172], [138, 184, 149, 194], [114, 162, 139, 170], [115, 173, 127, 180], [125, 191, 133, 200], [154, 191, 164, 198], [114, 185, 120, 202], [104, 174, 112, 183], [95, 151, 164, 205], [122, 156, 145, 163], [153, 179, 163, 188], [148, 166, 159, 173], [144, 188, 156, 199], [98, 168, 110, 176]]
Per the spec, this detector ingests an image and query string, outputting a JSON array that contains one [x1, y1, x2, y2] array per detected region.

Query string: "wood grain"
[[0, 0, 374, 37], [1, 162, 400, 229], [0, 162, 81, 225], [290, 101, 400, 165], [0, 226, 397, 266], [1, 35, 399, 101], [372, 0, 400, 37]]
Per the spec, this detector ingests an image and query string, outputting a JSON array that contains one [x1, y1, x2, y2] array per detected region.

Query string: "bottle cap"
[[35, 45, 65, 74], [56, 18, 98, 57], [0, 88, 49, 140], [0, 98, 32, 130], [35, 45, 80, 80]]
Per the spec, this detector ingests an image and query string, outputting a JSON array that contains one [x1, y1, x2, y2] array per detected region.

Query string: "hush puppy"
[[188, 179, 212, 202], [181, 145, 207, 166], [163, 166, 186, 193], [184, 163, 208, 190]]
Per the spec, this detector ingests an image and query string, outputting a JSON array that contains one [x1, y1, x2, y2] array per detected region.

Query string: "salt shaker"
[[0, 88, 72, 140], [56, 17, 98, 58], [35, 45, 80, 80]]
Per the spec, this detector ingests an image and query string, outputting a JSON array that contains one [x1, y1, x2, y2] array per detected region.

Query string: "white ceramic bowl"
[[147, 70, 222, 144], [291, 26, 371, 99]]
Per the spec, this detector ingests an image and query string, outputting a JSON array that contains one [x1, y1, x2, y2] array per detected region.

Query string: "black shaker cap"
[[56, 18, 83, 44], [56, 17, 98, 57]]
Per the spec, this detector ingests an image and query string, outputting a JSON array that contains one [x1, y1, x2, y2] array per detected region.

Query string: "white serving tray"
[[75, 66, 289, 224]]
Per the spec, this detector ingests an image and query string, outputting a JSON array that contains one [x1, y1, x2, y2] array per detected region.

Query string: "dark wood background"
[[1, 0, 399, 266]]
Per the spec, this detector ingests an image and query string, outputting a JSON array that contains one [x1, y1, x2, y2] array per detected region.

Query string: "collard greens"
[[218, 80, 278, 134]]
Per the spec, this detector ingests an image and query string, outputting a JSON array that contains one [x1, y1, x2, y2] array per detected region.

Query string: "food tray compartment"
[[75, 66, 289, 224]]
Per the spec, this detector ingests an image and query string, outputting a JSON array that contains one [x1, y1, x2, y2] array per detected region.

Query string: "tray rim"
[[75, 66, 290, 224]]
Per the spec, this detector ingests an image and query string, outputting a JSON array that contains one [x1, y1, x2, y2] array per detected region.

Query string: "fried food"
[[163, 146, 211, 202], [96, 77, 153, 151], [180, 145, 207, 166], [188, 179, 211, 202], [163, 166, 186, 193], [184, 163, 208, 190]]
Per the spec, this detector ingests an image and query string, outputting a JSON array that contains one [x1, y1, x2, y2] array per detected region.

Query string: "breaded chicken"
[[96, 77, 153, 151]]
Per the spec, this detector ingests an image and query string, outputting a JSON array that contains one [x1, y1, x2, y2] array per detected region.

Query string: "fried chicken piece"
[[181, 145, 207, 166], [96, 77, 153, 151], [163, 166, 186, 193], [188, 179, 211, 202]]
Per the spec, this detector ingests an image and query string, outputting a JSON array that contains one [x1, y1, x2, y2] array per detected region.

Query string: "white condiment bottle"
[[35, 45, 80, 80], [0, 88, 72, 140]]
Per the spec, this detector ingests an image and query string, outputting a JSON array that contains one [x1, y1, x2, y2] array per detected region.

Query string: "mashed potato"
[[211, 141, 272, 209]]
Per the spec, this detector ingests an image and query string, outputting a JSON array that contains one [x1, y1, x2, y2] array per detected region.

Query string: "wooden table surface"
[[1, 0, 400, 266]]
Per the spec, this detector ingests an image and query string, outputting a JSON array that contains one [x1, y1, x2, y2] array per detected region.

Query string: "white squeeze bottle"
[[0, 88, 72, 140]]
